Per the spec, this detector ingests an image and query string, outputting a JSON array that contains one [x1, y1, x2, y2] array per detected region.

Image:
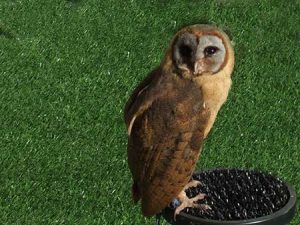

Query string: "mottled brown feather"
[[126, 71, 210, 217], [124, 67, 161, 129]]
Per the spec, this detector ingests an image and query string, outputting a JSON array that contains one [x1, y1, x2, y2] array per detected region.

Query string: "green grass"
[[0, 0, 299, 224]]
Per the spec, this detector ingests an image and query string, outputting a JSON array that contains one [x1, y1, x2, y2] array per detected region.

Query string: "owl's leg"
[[174, 180, 211, 220]]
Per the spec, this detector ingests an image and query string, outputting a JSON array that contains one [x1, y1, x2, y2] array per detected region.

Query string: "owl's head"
[[167, 24, 234, 78]]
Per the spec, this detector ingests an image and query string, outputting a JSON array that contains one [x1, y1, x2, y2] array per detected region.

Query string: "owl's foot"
[[174, 180, 211, 220]]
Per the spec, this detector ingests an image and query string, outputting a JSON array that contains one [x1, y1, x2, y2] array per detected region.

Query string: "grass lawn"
[[0, 0, 299, 224]]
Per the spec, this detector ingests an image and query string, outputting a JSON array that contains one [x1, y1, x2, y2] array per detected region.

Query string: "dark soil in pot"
[[162, 169, 296, 225]]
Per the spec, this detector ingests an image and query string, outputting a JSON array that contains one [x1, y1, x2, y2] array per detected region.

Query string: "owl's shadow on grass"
[[65, 0, 82, 8], [0, 23, 16, 39]]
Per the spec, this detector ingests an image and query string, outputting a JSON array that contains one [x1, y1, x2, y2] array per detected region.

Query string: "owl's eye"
[[179, 44, 192, 58], [204, 46, 219, 56]]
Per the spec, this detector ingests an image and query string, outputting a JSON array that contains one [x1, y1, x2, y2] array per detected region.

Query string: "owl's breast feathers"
[[124, 69, 210, 217]]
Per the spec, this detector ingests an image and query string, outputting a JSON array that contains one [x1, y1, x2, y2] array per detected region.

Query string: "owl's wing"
[[127, 77, 210, 217], [124, 67, 160, 132]]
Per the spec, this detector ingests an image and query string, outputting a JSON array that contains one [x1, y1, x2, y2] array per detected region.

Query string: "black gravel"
[[169, 169, 290, 220]]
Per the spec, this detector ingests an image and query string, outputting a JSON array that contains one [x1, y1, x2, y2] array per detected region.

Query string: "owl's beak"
[[193, 60, 204, 75]]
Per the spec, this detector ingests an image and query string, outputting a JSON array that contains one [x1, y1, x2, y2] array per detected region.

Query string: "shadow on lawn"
[[0, 22, 16, 39], [65, 0, 82, 8]]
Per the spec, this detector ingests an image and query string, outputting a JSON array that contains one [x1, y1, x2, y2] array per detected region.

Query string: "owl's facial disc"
[[173, 33, 226, 76], [194, 35, 226, 75], [173, 33, 197, 74]]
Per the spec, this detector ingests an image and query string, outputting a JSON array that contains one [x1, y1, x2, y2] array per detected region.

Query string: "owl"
[[124, 24, 235, 218]]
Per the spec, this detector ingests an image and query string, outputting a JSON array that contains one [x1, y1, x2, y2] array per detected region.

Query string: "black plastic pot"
[[162, 169, 297, 225]]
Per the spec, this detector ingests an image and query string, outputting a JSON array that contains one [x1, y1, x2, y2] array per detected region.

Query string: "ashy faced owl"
[[124, 24, 234, 218]]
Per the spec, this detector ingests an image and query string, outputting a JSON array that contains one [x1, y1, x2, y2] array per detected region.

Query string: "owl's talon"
[[186, 179, 202, 188], [173, 180, 210, 221]]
